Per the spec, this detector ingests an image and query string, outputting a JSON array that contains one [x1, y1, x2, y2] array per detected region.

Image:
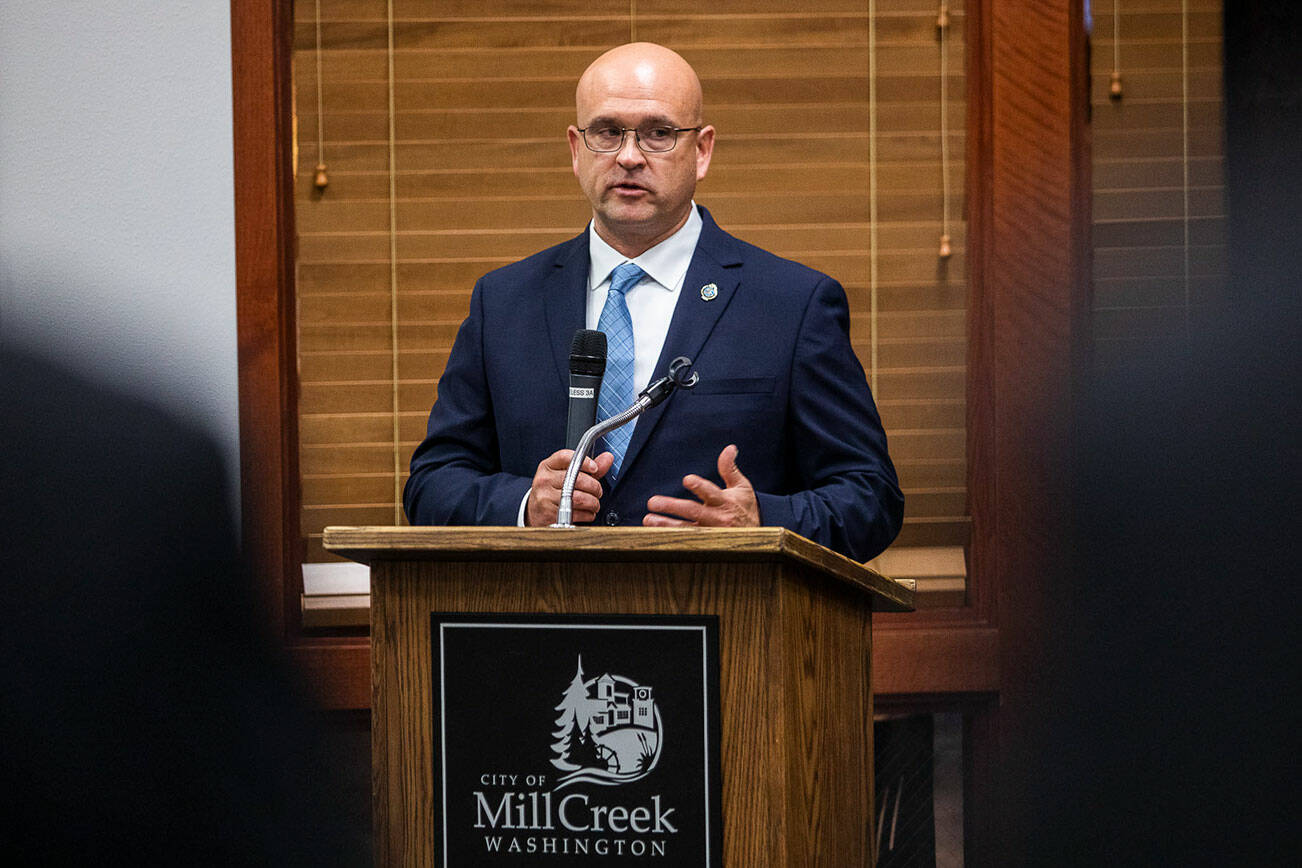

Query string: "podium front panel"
[[370, 554, 874, 867]]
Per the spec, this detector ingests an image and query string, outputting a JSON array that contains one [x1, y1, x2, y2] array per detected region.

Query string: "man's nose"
[[615, 131, 646, 169]]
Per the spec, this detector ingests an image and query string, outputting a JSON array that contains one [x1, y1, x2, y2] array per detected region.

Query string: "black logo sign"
[[431, 614, 722, 865]]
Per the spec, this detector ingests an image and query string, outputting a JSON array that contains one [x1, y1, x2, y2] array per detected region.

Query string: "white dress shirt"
[[585, 202, 704, 392], [518, 203, 705, 524]]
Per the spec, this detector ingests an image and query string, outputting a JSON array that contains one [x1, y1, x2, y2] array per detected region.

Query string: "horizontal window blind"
[[1091, 0, 1226, 368], [294, 0, 969, 591]]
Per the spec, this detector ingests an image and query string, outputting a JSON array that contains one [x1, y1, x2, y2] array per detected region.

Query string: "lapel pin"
[[700, 283, 718, 301]]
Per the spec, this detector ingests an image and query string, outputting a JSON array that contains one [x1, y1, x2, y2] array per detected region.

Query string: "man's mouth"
[[610, 181, 650, 194]]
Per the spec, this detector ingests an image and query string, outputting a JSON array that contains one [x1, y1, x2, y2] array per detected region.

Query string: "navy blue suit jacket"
[[403, 208, 903, 561]]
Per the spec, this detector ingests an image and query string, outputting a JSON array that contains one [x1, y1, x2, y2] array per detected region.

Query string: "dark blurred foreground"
[[1, 346, 366, 865], [1019, 4, 1301, 864]]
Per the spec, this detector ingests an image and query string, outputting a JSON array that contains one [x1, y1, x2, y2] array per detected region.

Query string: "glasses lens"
[[585, 126, 624, 152], [637, 126, 677, 152]]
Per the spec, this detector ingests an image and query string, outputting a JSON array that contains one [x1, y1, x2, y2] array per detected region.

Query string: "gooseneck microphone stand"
[[551, 356, 698, 528]]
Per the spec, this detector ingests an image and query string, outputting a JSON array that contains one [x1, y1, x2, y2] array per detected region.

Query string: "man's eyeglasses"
[[578, 124, 703, 153]]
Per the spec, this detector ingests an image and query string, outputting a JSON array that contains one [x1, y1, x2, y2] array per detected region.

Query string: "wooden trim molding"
[[961, 0, 1092, 861], [873, 627, 999, 696], [231, 0, 297, 637], [231, 0, 371, 708], [292, 639, 372, 710]]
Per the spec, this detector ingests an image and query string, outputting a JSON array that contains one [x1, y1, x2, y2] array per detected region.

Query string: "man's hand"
[[526, 449, 614, 526], [643, 444, 760, 528]]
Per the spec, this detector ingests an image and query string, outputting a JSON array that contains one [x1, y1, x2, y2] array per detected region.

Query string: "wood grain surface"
[[326, 526, 915, 612], [365, 547, 880, 866]]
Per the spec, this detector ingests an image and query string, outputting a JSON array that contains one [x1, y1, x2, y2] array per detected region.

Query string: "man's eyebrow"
[[583, 114, 677, 127]]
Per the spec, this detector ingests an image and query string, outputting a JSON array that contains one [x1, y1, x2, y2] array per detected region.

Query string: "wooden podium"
[[324, 526, 914, 867]]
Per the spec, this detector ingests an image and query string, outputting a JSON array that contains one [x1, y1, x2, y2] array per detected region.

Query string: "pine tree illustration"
[[571, 720, 605, 770], [560, 717, 587, 765], [550, 655, 590, 770]]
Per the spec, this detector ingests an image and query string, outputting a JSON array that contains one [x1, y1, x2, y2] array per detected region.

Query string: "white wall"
[[0, 1, 240, 501]]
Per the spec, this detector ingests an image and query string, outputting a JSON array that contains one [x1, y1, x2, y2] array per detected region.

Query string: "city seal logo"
[[550, 655, 662, 789], [432, 614, 721, 864]]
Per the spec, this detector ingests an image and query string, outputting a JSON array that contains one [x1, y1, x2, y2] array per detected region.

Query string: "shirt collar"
[[587, 203, 703, 292]]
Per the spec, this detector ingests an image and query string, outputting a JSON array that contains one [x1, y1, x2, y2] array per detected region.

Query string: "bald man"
[[404, 43, 903, 561]]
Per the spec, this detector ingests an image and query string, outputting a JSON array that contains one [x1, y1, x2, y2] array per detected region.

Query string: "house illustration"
[[581, 674, 655, 734]]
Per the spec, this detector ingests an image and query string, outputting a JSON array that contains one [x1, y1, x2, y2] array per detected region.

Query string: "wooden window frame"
[[232, 0, 1089, 856]]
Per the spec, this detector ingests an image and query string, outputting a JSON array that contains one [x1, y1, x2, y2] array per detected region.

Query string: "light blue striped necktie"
[[596, 261, 645, 483]]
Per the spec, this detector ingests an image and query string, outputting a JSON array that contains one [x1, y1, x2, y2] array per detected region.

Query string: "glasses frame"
[[577, 125, 703, 154]]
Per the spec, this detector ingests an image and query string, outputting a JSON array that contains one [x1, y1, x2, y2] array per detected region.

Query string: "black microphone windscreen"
[[569, 329, 607, 376]]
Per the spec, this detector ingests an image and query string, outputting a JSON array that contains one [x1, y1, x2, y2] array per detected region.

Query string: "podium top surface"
[[323, 526, 914, 612]]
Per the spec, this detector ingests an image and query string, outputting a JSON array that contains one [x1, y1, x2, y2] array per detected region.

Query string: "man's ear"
[[695, 124, 716, 182], [567, 126, 583, 178]]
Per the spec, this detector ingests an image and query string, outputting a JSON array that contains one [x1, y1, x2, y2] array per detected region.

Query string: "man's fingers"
[[545, 447, 754, 528], [571, 471, 605, 499], [570, 490, 601, 516], [543, 449, 575, 470], [680, 446, 749, 503], [530, 448, 611, 526], [643, 513, 693, 527], [717, 444, 750, 488], [542, 449, 605, 477], [681, 473, 724, 503], [646, 495, 705, 522]]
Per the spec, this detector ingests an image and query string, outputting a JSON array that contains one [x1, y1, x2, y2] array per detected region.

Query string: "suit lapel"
[[616, 209, 744, 485], [542, 228, 592, 392]]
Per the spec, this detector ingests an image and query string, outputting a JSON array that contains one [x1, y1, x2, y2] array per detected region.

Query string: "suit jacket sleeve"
[[403, 277, 533, 525], [752, 275, 904, 561]]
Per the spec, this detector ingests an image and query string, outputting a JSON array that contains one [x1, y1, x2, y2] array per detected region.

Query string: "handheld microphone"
[[566, 329, 607, 450]]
